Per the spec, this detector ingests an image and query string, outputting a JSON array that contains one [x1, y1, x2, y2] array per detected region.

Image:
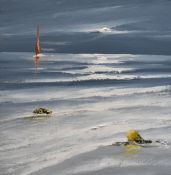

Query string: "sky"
[[1, 0, 171, 54]]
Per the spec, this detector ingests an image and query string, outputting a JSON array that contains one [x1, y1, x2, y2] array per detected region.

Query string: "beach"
[[0, 52, 171, 175]]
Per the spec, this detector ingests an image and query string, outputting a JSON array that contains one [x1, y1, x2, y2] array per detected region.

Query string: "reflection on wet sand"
[[123, 144, 140, 156], [34, 57, 39, 73]]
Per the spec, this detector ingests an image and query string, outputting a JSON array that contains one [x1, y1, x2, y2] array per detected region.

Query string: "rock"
[[33, 108, 52, 114]]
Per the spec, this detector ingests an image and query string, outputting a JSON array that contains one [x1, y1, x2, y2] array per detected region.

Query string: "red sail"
[[35, 25, 40, 58]]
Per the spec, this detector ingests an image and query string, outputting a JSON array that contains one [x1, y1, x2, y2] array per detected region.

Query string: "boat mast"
[[35, 25, 40, 58]]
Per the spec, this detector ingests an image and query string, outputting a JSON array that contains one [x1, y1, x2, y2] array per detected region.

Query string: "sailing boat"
[[34, 25, 40, 58]]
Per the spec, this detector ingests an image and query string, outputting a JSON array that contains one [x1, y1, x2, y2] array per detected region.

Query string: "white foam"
[[0, 85, 170, 104], [98, 27, 112, 33], [70, 158, 147, 175]]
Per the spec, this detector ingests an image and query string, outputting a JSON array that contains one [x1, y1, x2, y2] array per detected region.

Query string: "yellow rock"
[[126, 130, 144, 142]]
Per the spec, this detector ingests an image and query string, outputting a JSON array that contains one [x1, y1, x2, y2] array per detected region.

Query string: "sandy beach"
[[0, 53, 171, 175]]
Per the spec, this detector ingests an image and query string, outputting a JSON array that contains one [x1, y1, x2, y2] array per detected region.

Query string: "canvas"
[[0, 0, 171, 175]]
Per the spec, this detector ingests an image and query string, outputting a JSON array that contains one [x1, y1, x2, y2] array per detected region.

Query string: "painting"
[[0, 0, 171, 175]]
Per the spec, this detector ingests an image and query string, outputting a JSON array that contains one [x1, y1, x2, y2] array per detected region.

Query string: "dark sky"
[[1, 0, 171, 54]]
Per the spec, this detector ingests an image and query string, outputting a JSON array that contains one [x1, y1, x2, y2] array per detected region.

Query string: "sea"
[[0, 0, 171, 175]]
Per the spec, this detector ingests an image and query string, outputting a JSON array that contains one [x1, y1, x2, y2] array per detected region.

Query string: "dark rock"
[[33, 108, 52, 114]]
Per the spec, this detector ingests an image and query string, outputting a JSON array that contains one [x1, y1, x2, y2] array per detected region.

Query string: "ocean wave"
[[0, 76, 171, 91], [0, 84, 170, 105], [82, 65, 133, 74], [14, 75, 171, 84]]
